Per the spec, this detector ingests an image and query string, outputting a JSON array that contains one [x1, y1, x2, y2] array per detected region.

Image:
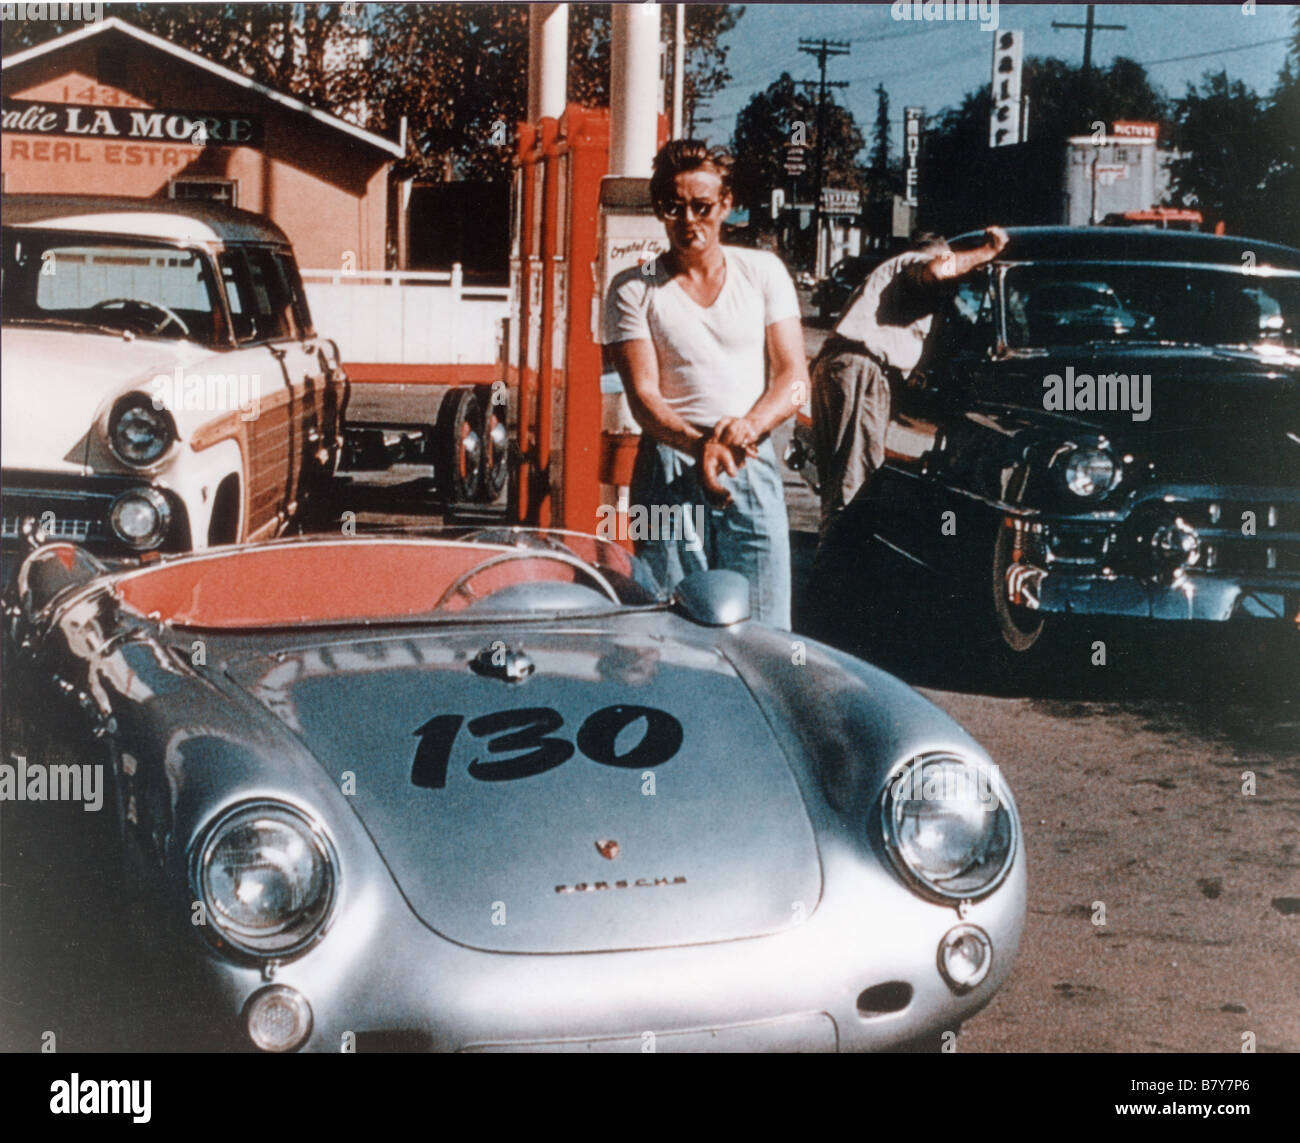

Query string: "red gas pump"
[[509, 105, 666, 536]]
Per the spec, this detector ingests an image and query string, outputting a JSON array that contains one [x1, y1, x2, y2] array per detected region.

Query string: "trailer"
[[302, 265, 512, 507]]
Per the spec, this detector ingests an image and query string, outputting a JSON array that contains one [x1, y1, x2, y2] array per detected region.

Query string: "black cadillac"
[[796, 227, 1300, 657]]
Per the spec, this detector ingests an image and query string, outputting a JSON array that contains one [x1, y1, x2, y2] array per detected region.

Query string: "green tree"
[[1166, 71, 1276, 237], [730, 71, 866, 225], [870, 82, 891, 175], [1258, 10, 1300, 245]]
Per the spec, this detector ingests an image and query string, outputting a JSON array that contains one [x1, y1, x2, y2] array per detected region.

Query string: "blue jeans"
[[630, 436, 792, 629]]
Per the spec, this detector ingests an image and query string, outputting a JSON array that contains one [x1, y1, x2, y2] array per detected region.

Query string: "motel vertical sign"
[[904, 107, 923, 208]]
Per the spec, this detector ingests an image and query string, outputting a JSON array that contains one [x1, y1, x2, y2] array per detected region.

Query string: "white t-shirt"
[[833, 250, 935, 377], [602, 246, 801, 427]]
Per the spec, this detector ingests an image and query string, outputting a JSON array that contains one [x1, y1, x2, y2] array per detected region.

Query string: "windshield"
[[1003, 262, 1300, 351], [111, 533, 668, 630], [2, 228, 222, 346]]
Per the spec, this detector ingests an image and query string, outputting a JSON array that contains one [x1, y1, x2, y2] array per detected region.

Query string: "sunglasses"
[[657, 198, 723, 220]]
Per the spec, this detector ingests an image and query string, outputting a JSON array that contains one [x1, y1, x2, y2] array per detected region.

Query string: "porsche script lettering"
[[555, 876, 687, 895]]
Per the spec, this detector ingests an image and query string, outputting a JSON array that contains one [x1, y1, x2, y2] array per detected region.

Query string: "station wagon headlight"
[[1054, 444, 1120, 500], [881, 753, 1016, 901], [194, 803, 336, 958], [109, 395, 175, 466]]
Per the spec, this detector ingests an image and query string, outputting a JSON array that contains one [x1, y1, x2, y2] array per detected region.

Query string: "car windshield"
[[2, 228, 222, 346], [110, 533, 669, 630], [1003, 262, 1300, 351]]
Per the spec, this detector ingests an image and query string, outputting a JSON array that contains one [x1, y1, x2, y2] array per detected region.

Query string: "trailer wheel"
[[475, 383, 510, 503], [435, 387, 483, 505]]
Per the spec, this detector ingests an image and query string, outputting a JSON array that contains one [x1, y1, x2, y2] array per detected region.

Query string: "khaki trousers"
[[810, 344, 894, 531]]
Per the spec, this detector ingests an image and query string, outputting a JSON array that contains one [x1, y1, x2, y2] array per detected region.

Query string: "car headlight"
[[110, 487, 171, 550], [1055, 444, 1120, 500], [109, 395, 175, 466], [881, 753, 1017, 901], [192, 802, 336, 958]]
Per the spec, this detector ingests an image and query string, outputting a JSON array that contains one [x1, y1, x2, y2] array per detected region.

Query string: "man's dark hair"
[[650, 140, 734, 206], [909, 228, 949, 252]]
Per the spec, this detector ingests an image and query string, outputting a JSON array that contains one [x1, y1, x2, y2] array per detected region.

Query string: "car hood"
[[227, 626, 823, 954], [997, 346, 1300, 482], [0, 325, 210, 472]]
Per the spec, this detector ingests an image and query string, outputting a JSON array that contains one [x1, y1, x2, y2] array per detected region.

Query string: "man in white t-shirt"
[[602, 140, 808, 627]]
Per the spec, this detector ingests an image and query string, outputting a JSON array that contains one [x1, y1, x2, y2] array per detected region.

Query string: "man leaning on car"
[[810, 225, 1010, 538]]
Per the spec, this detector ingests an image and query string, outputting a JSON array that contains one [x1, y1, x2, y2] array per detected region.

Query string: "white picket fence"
[[301, 265, 510, 365]]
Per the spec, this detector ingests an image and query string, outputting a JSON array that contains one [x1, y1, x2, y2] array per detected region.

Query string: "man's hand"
[[695, 435, 747, 507], [984, 225, 1010, 255], [712, 415, 762, 455]]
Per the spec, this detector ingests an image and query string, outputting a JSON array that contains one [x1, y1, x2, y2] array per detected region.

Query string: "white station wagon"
[[1, 195, 348, 570]]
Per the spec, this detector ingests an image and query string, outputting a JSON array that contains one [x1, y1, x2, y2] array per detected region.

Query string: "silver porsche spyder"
[[2, 529, 1025, 1053]]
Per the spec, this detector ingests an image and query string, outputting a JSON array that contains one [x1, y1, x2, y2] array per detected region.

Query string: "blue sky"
[[699, 3, 1297, 154]]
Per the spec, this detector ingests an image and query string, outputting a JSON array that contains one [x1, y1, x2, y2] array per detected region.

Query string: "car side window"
[[273, 251, 315, 339], [946, 276, 995, 351], [218, 251, 260, 342], [242, 248, 295, 341], [218, 247, 294, 344]]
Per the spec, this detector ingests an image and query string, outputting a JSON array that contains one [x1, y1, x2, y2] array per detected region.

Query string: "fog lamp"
[[245, 985, 313, 1052], [110, 488, 171, 550], [938, 924, 993, 993]]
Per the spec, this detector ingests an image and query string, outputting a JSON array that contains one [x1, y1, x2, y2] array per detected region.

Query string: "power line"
[[1136, 34, 1292, 69]]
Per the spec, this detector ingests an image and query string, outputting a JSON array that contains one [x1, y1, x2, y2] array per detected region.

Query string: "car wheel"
[[474, 384, 510, 503], [990, 516, 1045, 654], [435, 387, 484, 505]]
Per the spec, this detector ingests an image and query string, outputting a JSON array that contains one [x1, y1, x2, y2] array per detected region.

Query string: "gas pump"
[[508, 106, 667, 537]]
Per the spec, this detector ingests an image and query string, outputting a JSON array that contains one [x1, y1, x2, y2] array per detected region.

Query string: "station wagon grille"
[[1, 514, 93, 542]]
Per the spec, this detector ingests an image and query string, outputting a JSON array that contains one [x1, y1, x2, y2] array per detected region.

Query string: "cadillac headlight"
[[1056, 445, 1120, 500], [109, 395, 175, 466], [193, 803, 336, 958], [881, 753, 1016, 901]]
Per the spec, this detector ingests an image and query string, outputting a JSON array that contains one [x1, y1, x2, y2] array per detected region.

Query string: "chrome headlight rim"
[[189, 800, 338, 961], [879, 751, 1019, 904], [1050, 439, 1122, 501], [107, 394, 177, 468], [109, 486, 172, 551]]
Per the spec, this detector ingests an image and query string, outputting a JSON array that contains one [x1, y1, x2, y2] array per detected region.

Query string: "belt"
[[817, 335, 905, 383]]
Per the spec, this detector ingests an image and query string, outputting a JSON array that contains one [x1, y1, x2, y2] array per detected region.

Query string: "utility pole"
[[798, 37, 850, 276], [1052, 5, 1126, 82]]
